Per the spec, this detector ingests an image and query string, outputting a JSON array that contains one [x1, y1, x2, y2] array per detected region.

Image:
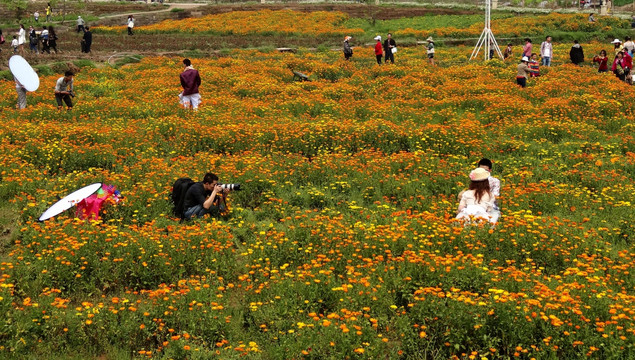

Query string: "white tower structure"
[[470, 0, 503, 60]]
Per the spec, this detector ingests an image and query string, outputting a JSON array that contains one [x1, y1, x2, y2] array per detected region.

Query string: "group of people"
[[1, 21, 93, 55], [342, 33, 435, 65], [514, 36, 634, 87], [14, 70, 75, 111], [179, 158, 500, 224]]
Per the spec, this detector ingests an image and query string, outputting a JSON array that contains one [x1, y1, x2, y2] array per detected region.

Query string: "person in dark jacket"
[[81, 26, 92, 53], [384, 33, 396, 64], [179, 58, 202, 110], [182, 173, 227, 220], [570, 40, 584, 65], [343, 36, 353, 61]]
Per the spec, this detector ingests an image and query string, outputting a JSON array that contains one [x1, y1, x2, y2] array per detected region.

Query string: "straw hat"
[[611, 39, 622, 44], [426, 37, 434, 42], [469, 168, 490, 182]]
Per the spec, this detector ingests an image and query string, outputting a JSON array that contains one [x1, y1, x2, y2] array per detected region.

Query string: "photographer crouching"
[[181, 173, 240, 220], [55, 71, 74, 111]]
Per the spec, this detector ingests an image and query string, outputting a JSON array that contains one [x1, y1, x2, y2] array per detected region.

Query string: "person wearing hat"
[[374, 36, 383, 64], [456, 168, 496, 224], [343, 36, 353, 61], [569, 40, 584, 66], [612, 39, 624, 56], [426, 37, 435, 65], [516, 56, 531, 88], [76, 16, 85, 33]]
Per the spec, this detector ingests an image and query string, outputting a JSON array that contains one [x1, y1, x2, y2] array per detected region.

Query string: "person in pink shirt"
[[522, 38, 532, 59]]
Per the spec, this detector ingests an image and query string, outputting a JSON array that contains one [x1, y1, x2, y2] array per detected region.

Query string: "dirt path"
[[97, 2, 204, 19]]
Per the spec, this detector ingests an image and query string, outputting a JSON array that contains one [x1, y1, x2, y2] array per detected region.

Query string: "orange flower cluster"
[[95, 9, 364, 37], [398, 13, 630, 38], [0, 45, 633, 358]]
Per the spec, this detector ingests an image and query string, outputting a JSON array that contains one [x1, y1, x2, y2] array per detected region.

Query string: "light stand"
[[470, 0, 503, 61]]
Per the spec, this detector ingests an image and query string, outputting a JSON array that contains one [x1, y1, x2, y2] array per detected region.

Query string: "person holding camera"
[[182, 173, 229, 220], [55, 71, 74, 110]]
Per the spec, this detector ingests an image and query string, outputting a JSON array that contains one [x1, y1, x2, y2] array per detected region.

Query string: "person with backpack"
[[48, 26, 58, 53], [28, 26, 38, 53], [177, 173, 228, 220]]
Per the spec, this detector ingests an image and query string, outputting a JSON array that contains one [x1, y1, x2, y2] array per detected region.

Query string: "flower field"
[[0, 43, 634, 359], [94, 10, 631, 41]]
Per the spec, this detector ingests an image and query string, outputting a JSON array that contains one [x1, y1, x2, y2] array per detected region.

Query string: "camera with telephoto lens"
[[218, 183, 241, 191], [68, 90, 75, 98]]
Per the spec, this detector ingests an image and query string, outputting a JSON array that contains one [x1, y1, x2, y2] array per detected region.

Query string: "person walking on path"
[[540, 36, 552, 66], [76, 16, 85, 33], [570, 40, 584, 66], [180, 58, 201, 111], [11, 35, 19, 54], [41, 26, 50, 54], [127, 15, 135, 36], [48, 26, 58, 54], [28, 26, 38, 54], [593, 50, 609, 73], [343, 36, 353, 61], [81, 26, 92, 53], [522, 38, 532, 59], [516, 56, 531, 88], [46, 3, 52, 22], [383, 33, 396, 64], [18, 24, 26, 55], [374, 36, 383, 64], [54, 71, 74, 110], [426, 37, 435, 65]]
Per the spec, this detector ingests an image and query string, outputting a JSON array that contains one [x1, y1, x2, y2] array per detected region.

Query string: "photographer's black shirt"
[[183, 182, 211, 210]]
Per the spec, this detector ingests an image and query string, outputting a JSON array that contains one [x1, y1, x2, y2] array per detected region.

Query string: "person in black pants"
[[55, 71, 74, 110], [384, 33, 396, 64], [81, 26, 92, 53]]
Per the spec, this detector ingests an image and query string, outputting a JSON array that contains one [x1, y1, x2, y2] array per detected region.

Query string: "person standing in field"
[[540, 36, 552, 66], [127, 15, 135, 36], [384, 33, 396, 64], [516, 56, 530, 88], [374, 36, 383, 64], [611, 39, 623, 56], [15, 78, 27, 110], [522, 38, 532, 59], [77, 16, 85, 33], [528, 53, 540, 77], [569, 40, 584, 65], [593, 50, 609, 73], [426, 37, 435, 65], [81, 26, 92, 53], [343, 36, 353, 61], [46, 3, 52, 22], [623, 36, 635, 57], [11, 35, 19, 54], [34, 11, 40, 23], [503, 43, 513, 59], [180, 58, 201, 111]]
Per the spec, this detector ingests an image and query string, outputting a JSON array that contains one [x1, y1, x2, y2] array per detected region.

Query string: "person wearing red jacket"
[[179, 58, 201, 110], [374, 36, 383, 64]]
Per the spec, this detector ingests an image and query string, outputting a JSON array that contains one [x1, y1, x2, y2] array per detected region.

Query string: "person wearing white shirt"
[[17, 24, 26, 54], [540, 36, 553, 66]]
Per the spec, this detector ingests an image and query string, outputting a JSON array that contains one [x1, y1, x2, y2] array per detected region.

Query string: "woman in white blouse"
[[456, 168, 496, 224]]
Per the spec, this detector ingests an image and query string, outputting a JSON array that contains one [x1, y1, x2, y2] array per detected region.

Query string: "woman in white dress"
[[456, 168, 497, 224], [18, 24, 26, 55]]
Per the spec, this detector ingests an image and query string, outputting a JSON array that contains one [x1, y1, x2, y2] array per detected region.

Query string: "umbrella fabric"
[[76, 184, 121, 220]]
